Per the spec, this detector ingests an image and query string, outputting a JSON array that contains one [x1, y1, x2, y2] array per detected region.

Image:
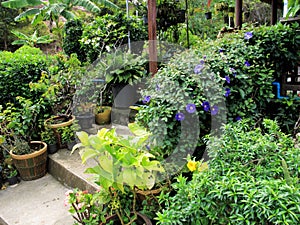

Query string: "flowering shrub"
[[156, 119, 300, 224], [136, 23, 300, 163], [136, 49, 226, 163]]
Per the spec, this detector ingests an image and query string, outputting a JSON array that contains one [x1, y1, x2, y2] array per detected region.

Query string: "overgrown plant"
[[156, 119, 300, 224]]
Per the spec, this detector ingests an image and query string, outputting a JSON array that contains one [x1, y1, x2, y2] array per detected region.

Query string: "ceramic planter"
[[95, 106, 111, 125], [10, 141, 47, 181], [76, 113, 94, 129]]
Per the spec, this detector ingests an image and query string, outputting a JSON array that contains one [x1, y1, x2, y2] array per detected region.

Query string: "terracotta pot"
[[10, 141, 47, 181]]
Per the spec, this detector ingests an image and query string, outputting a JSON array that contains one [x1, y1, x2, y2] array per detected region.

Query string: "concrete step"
[[0, 123, 132, 225]]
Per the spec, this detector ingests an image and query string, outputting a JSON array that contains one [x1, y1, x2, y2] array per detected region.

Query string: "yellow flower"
[[187, 161, 197, 172], [198, 162, 209, 172]]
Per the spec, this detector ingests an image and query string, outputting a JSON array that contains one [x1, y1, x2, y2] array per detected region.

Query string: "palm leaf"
[[11, 40, 28, 45], [36, 35, 54, 44], [92, 0, 119, 9], [15, 8, 40, 21], [11, 30, 29, 39], [61, 10, 76, 20], [1, 0, 44, 9], [72, 0, 101, 13]]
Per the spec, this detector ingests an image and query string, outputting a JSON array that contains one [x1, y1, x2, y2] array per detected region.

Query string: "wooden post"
[[271, 0, 278, 25], [148, 0, 158, 76], [235, 0, 243, 29]]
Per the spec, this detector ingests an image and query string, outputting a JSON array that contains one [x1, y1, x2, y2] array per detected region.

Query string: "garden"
[[0, 0, 300, 224]]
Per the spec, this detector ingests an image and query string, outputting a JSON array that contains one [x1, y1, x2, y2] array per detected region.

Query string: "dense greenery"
[[0, 46, 48, 105], [62, 19, 86, 62], [136, 23, 300, 161], [156, 119, 300, 224], [80, 12, 147, 62]]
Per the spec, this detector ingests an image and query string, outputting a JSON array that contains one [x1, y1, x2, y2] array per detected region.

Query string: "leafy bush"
[[136, 23, 300, 161], [136, 49, 225, 162], [62, 19, 86, 62], [156, 119, 300, 224], [80, 12, 147, 62], [0, 45, 48, 105]]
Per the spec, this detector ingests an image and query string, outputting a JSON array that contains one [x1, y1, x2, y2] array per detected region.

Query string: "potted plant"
[[7, 167, 18, 186], [102, 51, 148, 109], [41, 127, 58, 154], [0, 101, 48, 181], [70, 123, 165, 224], [58, 121, 79, 150], [0, 135, 47, 181], [94, 83, 112, 125]]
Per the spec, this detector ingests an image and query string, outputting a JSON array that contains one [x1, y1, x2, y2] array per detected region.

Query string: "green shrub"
[[62, 19, 86, 62], [80, 12, 147, 62], [0, 45, 48, 105], [136, 23, 300, 160], [156, 119, 300, 224]]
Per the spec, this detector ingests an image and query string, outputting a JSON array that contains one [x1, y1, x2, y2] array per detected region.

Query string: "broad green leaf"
[[122, 168, 137, 188], [76, 131, 89, 146], [1, 0, 43, 9], [80, 147, 99, 163], [128, 122, 151, 137], [99, 153, 113, 174]]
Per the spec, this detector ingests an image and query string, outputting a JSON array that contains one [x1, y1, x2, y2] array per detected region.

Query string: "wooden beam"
[[148, 0, 158, 76], [235, 0, 243, 29]]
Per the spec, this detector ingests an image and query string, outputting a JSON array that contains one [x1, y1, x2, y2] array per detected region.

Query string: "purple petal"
[[175, 112, 185, 121], [186, 103, 196, 113]]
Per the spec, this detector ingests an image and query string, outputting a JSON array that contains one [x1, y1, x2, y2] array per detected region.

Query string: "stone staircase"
[[0, 123, 132, 225]]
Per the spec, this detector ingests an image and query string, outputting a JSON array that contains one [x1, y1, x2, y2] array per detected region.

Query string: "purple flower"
[[202, 101, 210, 112], [143, 96, 151, 104], [156, 84, 161, 91], [175, 112, 185, 121], [245, 61, 251, 67], [211, 105, 219, 115], [194, 64, 204, 74], [219, 49, 224, 53], [236, 116, 242, 121], [145, 145, 151, 150], [199, 59, 205, 65], [224, 88, 231, 97], [244, 31, 253, 40], [203, 55, 207, 59], [186, 103, 196, 113], [225, 75, 230, 84], [230, 68, 237, 76]]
